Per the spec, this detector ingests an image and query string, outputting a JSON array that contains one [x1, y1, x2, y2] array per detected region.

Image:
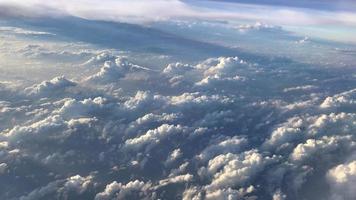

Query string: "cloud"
[[24, 76, 76, 97], [0, 26, 54, 36], [195, 75, 246, 88], [85, 57, 152, 84], [157, 173, 193, 188], [95, 180, 152, 200], [62, 175, 93, 194], [236, 22, 281, 32], [201, 150, 276, 190], [320, 88, 356, 109], [4, 115, 66, 138], [19, 175, 93, 200], [126, 112, 181, 136], [19, 180, 64, 200], [290, 135, 355, 162], [197, 136, 248, 161], [0, 163, 7, 174], [16, 43, 93, 61], [1, 39, 355, 200], [166, 148, 183, 164], [2, 0, 356, 28], [162, 62, 194, 75], [81, 51, 117, 67], [263, 112, 356, 151], [53, 97, 114, 119], [283, 85, 317, 93], [204, 186, 255, 200], [124, 124, 185, 151], [161, 57, 251, 90], [197, 57, 248, 77], [1, 0, 356, 44], [272, 190, 287, 200], [327, 161, 356, 200], [168, 92, 232, 107]]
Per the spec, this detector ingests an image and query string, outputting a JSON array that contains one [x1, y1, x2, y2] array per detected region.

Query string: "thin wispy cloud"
[[1, 0, 356, 27]]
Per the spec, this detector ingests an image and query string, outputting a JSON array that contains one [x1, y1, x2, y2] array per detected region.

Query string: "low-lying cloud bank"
[[0, 49, 355, 199]]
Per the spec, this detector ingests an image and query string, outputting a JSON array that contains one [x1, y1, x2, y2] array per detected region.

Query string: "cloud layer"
[[0, 7, 355, 200]]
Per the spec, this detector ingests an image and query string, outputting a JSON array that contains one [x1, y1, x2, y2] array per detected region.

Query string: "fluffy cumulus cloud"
[[1, 51, 355, 199], [263, 112, 356, 152], [320, 88, 356, 109], [124, 124, 185, 151], [85, 57, 151, 83], [197, 136, 248, 161], [201, 150, 276, 190], [327, 161, 356, 200], [24, 76, 76, 96], [290, 135, 355, 162], [95, 180, 152, 200]]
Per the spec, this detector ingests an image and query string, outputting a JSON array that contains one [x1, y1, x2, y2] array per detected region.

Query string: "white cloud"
[[0, 163, 8, 174], [126, 112, 181, 136], [0, 26, 54, 36], [327, 160, 356, 200], [320, 88, 356, 109], [4, 115, 65, 138], [132, 113, 180, 126], [24, 76, 76, 96], [1, 42, 355, 200], [197, 136, 248, 161], [54, 97, 102, 117], [205, 186, 255, 200], [264, 112, 356, 151], [95, 180, 152, 200], [62, 175, 93, 194], [195, 75, 246, 87], [123, 91, 164, 111], [2, 0, 356, 28], [85, 57, 151, 83], [166, 148, 183, 164], [198, 57, 248, 77], [162, 62, 194, 75], [237, 22, 281, 32], [272, 190, 287, 200], [81, 51, 117, 66], [125, 124, 185, 150], [290, 135, 355, 162], [169, 161, 189, 177], [19, 174, 93, 200], [202, 150, 276, 190], [283, 85, 317, 93], [308, 112, 356, 137], [169, 92, 232, 107], [182, 187, 202, 200], [157, 173, 193, 188], [263, 116, 304, 150]]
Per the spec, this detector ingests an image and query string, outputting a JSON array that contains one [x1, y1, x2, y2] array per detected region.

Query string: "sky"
[[205, 0, 356, 11], [1, 0, 356, 43], [0, 1, 355, 200]]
